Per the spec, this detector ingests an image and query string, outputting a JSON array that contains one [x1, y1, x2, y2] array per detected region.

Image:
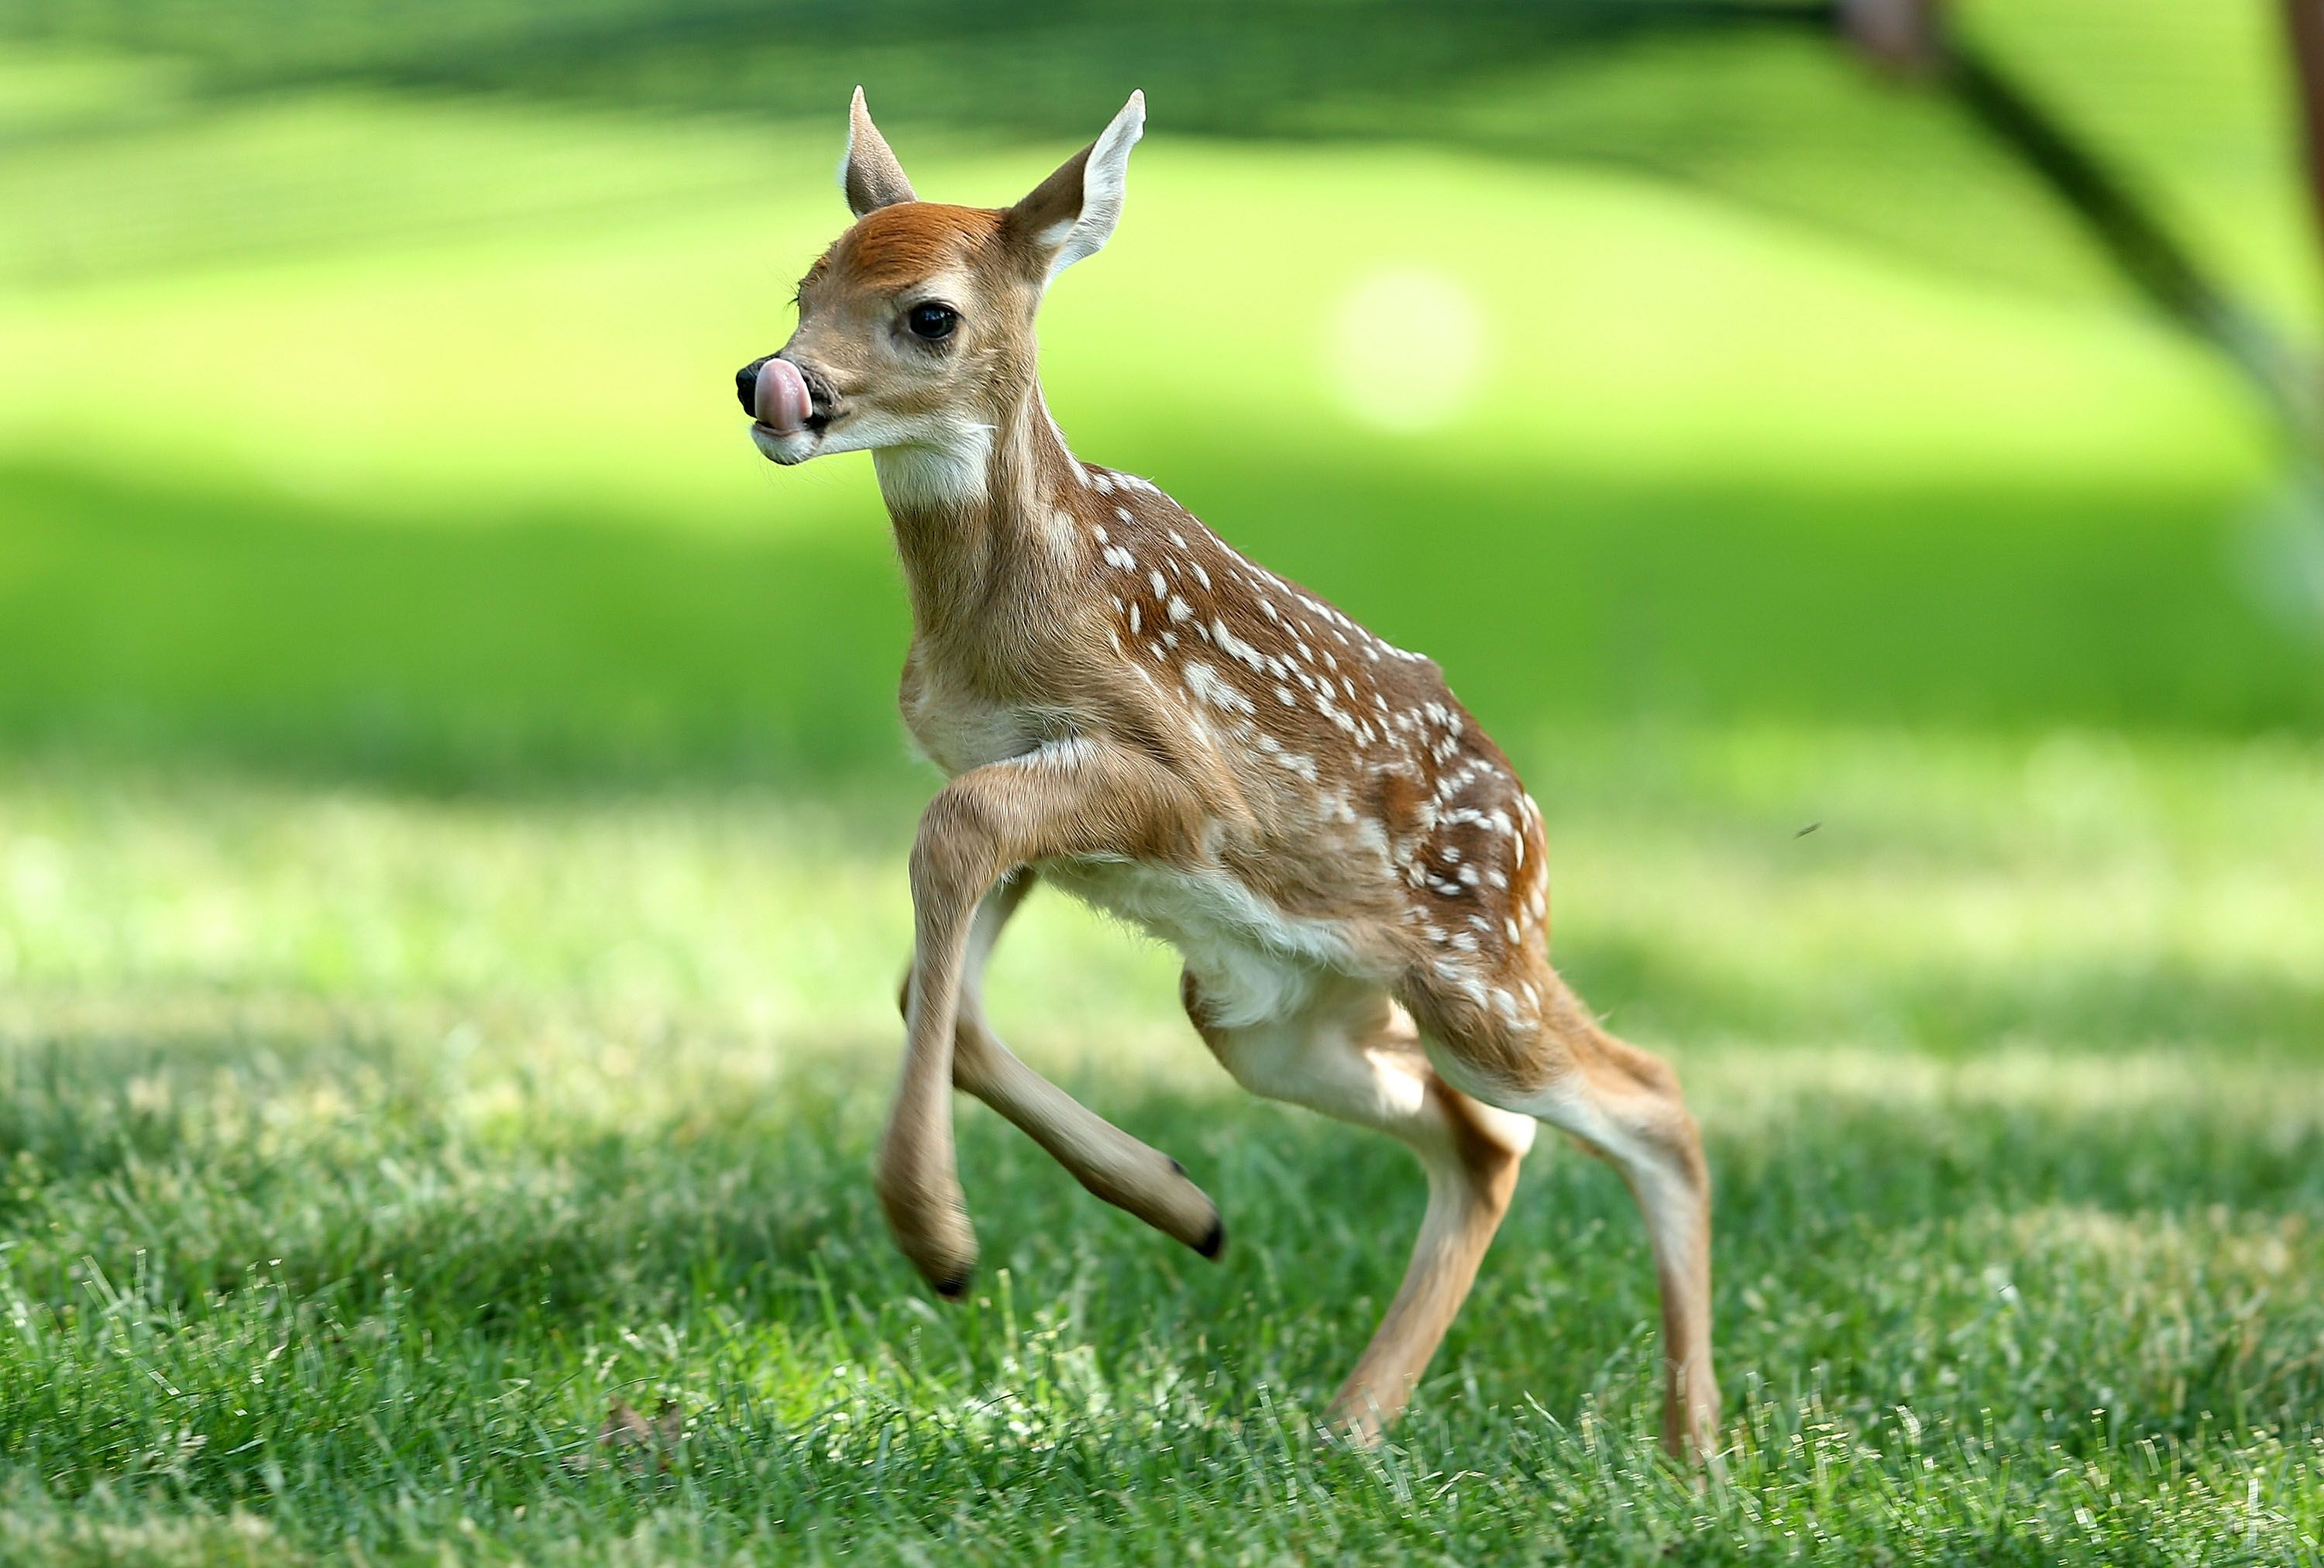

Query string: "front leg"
[[899, 870, 1225, 1260], [881, 739, 1204, 1295]]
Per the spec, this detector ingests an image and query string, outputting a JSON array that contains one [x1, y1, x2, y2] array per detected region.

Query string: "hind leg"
[[1182, 967, 1536, 1444], [1409, 962, 1718, 1463]]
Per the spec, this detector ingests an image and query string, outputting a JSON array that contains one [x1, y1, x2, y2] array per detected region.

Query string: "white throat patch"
[[873, 424, 995, 511]]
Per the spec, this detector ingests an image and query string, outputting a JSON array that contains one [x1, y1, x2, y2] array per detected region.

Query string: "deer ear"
[[840, 87, 916, 218], [1006, 91, 1143, 279]]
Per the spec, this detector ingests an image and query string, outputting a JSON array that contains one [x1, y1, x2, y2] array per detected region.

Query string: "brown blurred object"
[[567, 1398, 684, 1473], [1829, 0, 2318, 445], [1838, 0, 1946, 75], [2286, 3, 2324, 274]]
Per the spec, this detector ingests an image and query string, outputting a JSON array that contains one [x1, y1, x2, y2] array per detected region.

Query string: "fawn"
[[735, 90, 1718, 1460]]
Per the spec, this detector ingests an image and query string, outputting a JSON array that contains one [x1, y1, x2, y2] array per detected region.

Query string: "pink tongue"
[[754, 357, 813, 435]]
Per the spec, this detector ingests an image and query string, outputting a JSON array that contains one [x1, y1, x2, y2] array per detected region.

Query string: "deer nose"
[[738, 356, 815, 435], [734, 359, 766, 416]]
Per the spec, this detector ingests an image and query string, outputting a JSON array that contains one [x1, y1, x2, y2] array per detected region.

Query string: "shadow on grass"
[[1, 453, 2311, 794], [5, 2, 1820, 145]]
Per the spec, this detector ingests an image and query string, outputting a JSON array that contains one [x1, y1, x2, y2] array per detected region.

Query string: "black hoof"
[[1196, 1217, 1226, 1260], [933, 1271, 971, 1300]]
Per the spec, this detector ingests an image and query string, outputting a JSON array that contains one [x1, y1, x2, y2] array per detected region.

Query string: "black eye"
[[905, 302, 959, 342]]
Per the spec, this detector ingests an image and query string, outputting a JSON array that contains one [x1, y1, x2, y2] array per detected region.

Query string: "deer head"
[[735, 88, 1144, 503]]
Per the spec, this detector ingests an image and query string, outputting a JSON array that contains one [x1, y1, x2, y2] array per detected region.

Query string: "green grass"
[[4, 20, 2324, 1561], [1, 732, 2320, 1563]]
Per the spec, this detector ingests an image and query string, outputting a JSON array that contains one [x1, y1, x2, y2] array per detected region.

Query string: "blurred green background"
[[2, 0, 2318, 782], [4, 2, 2324, 1560]]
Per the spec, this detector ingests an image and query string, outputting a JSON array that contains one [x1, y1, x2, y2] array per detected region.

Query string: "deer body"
[[737, 90, 1720, 1461]]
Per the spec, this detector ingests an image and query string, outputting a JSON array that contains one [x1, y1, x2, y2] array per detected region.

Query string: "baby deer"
[[736, 90, 1718, 1460]]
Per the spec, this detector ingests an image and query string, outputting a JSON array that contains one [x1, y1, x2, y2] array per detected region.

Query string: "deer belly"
[[1040, 854, 1353, 1029]]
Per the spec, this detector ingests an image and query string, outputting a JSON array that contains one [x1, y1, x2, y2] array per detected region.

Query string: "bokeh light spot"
[[1327, 266, 1486, 430]]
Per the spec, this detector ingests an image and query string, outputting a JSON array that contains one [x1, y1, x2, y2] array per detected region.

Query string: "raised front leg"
[[899, 869, 1224, 1260], [882, 740, 1205, 1296]]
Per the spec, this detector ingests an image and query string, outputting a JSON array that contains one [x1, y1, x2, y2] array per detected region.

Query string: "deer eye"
[[904, 302, 959, 342]]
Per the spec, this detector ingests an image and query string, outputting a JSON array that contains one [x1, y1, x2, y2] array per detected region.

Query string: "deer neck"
[[875, 380, 1087, 658]]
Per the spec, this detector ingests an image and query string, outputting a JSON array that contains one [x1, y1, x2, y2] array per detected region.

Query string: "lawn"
[[2, 734, 2320, 1563], [3, 11, 2323, 1561]]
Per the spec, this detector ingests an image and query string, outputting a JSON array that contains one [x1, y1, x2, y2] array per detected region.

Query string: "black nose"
[[735, 357, 770, 418]]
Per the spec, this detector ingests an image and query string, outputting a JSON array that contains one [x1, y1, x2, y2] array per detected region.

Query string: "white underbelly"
[[1040, 854, 1354, 1030]]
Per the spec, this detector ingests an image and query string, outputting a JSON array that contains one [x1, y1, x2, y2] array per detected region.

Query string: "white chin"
[[750, 424, 818, 465]]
